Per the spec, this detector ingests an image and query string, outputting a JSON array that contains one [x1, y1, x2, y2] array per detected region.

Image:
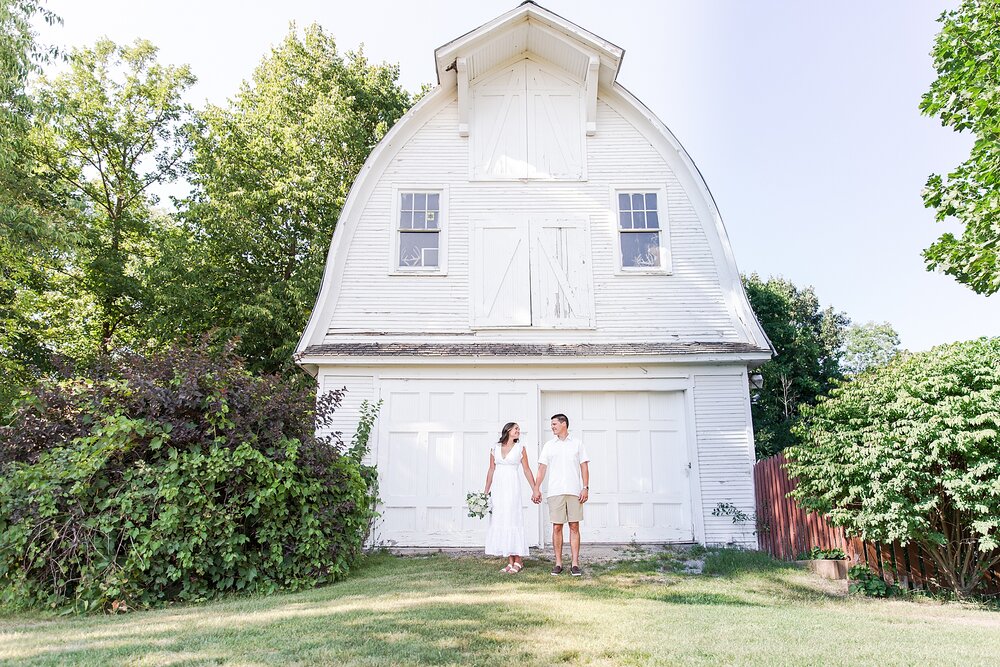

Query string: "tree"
[[920, 0, 1000, 295], [160, 23, 411, 376], [786, 338, 1000, 597], [0, 0, 66, 411], [743, 274, 849, 458], [840, 321, 901, 375], [30, 38, 195, 355]]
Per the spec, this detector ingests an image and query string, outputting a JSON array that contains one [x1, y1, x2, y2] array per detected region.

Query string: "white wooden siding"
[[319, 374, 376, 464], [328, 93, 739, 342], [692, 373, 757, 546]]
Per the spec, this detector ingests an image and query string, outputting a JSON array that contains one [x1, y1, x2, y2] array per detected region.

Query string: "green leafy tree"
[[0, 0, 66, 411], [30, 38, 195, 355], [840, 321, 901, 376], [920, 0, 1000, 295], [786, 338, 1000, 597], [158, 24, 411, 375], [743, 274, 849, 458]]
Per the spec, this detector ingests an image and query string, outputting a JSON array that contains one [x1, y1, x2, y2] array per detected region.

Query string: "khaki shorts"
[[547, 494, 584, 524]]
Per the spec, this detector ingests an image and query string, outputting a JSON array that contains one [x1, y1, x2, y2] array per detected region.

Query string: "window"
[[396, 191, 442, 270], [616, 191, 667, 271]]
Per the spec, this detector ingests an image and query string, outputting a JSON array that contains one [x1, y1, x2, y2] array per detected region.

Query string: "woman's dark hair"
[[498, 422, 519, 444]]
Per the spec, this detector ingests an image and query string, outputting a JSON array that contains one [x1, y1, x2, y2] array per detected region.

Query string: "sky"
[[39, 0, 999, 352]]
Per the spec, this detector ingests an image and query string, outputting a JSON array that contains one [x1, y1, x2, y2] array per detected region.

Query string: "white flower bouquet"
[[466, 491, 492, 519]]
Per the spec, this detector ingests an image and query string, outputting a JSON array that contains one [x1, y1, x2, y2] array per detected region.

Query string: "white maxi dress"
[[485, 442, 530, 557]]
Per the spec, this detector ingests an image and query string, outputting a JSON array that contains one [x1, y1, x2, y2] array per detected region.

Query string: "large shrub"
[[0, 343, 375, 612], [786, 338, 1000, 597]]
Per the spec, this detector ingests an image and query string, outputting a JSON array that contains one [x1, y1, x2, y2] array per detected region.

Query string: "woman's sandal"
[[510, 562, 523, 574], [501, 564, 514, 574]]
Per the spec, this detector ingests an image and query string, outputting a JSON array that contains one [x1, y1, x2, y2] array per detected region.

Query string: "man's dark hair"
[[550, 413, 569, 428]]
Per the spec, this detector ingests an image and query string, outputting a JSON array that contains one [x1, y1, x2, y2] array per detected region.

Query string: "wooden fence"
[[754, 453, 999, 594]]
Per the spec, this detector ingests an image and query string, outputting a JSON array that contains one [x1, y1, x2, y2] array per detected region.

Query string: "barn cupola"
[[434, 1, 624, 180]]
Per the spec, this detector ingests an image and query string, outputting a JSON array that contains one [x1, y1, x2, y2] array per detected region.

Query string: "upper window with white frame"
[[616, 190, 667, 271], [396, 191, 442, 270]]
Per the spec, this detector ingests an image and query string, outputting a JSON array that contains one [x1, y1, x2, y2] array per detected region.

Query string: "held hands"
[[531, 487, 542, 504]]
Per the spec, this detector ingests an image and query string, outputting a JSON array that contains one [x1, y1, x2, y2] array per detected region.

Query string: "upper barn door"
[[471, 63, 527, 179], [471, 59, 584, 180], [525, 61, 584, 180]]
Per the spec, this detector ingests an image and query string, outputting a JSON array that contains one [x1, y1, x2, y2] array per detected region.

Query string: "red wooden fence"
[[754, 453, 999, 594]]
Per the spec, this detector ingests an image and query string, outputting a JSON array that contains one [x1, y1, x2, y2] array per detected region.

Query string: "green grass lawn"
[[1, 549, 998, 666]]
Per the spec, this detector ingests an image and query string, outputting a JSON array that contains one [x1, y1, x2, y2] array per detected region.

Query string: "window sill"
[[614, 267, 673, 276], [388, 269, 449, 277], [470, 324, 597, 331]]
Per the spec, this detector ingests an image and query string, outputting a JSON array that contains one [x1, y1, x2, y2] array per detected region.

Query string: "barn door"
[[525, 62, 584, 179], [471, 63, 527, 180], [529, 219, 592, 327], [471, 218, 531, 327]]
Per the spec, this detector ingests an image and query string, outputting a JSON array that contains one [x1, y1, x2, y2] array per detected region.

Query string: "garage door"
[[376, 379, 541, 547], [540, 391, 694, 542]]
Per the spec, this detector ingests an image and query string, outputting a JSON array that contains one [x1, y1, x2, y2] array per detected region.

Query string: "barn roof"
[[299, 342, 771, 358], [433, 1, 624, 88]]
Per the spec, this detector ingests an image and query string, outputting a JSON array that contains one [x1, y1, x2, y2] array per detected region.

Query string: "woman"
[[484, 422, 536, 573]]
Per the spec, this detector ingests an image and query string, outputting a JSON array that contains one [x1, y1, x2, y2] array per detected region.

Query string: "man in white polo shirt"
[[533, 413, 590, 576]]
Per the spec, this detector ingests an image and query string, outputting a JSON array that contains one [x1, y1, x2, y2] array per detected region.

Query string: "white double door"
[[376, 380, 695, 546], [471, 216, 593, 329]]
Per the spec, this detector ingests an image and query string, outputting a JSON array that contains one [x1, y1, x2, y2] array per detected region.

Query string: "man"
[[533, 413, 590, 576]]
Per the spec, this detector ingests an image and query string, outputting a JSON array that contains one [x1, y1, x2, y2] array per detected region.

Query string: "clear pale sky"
[[40, 0, 999, 351]]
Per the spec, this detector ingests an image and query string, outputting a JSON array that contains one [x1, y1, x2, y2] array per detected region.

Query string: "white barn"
[[296, 2, 773, 548]]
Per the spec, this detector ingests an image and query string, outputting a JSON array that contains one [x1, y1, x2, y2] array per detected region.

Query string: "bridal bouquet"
[[466, 491, 492, 519]]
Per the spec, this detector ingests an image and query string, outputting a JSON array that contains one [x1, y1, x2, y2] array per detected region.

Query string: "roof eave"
[[433, 1, 624, 85], [295, 353, 773, 367]]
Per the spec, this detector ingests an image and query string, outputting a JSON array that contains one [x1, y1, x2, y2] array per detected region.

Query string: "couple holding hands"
[[483, 414, 590, 575]]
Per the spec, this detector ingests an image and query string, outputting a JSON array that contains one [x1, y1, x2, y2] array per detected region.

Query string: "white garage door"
[[541, 391, 694, 542], [376, 379, 541, 547]]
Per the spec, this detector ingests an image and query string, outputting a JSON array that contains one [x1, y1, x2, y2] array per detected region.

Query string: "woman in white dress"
[[484, 422, 537, 573]]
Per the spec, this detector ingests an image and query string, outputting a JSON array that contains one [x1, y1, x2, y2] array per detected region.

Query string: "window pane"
[[425, 210, 438, 229], [620, 231, 661, 268], [399, 232, 439, 268], [619, 211, 632, 230], [646, 210, 659, 229], [618, 192, 631, 212], [631, 193, 644, 210], [399, 210, 412, 229], [427, 193, 440, 212], [412, 211, 425, 229], [401, 192, 413, 211], [424, 247, 439, 267], [645, 193, 657, 210], [633, 211, 646, 229], [414, 193, 426, 210]]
